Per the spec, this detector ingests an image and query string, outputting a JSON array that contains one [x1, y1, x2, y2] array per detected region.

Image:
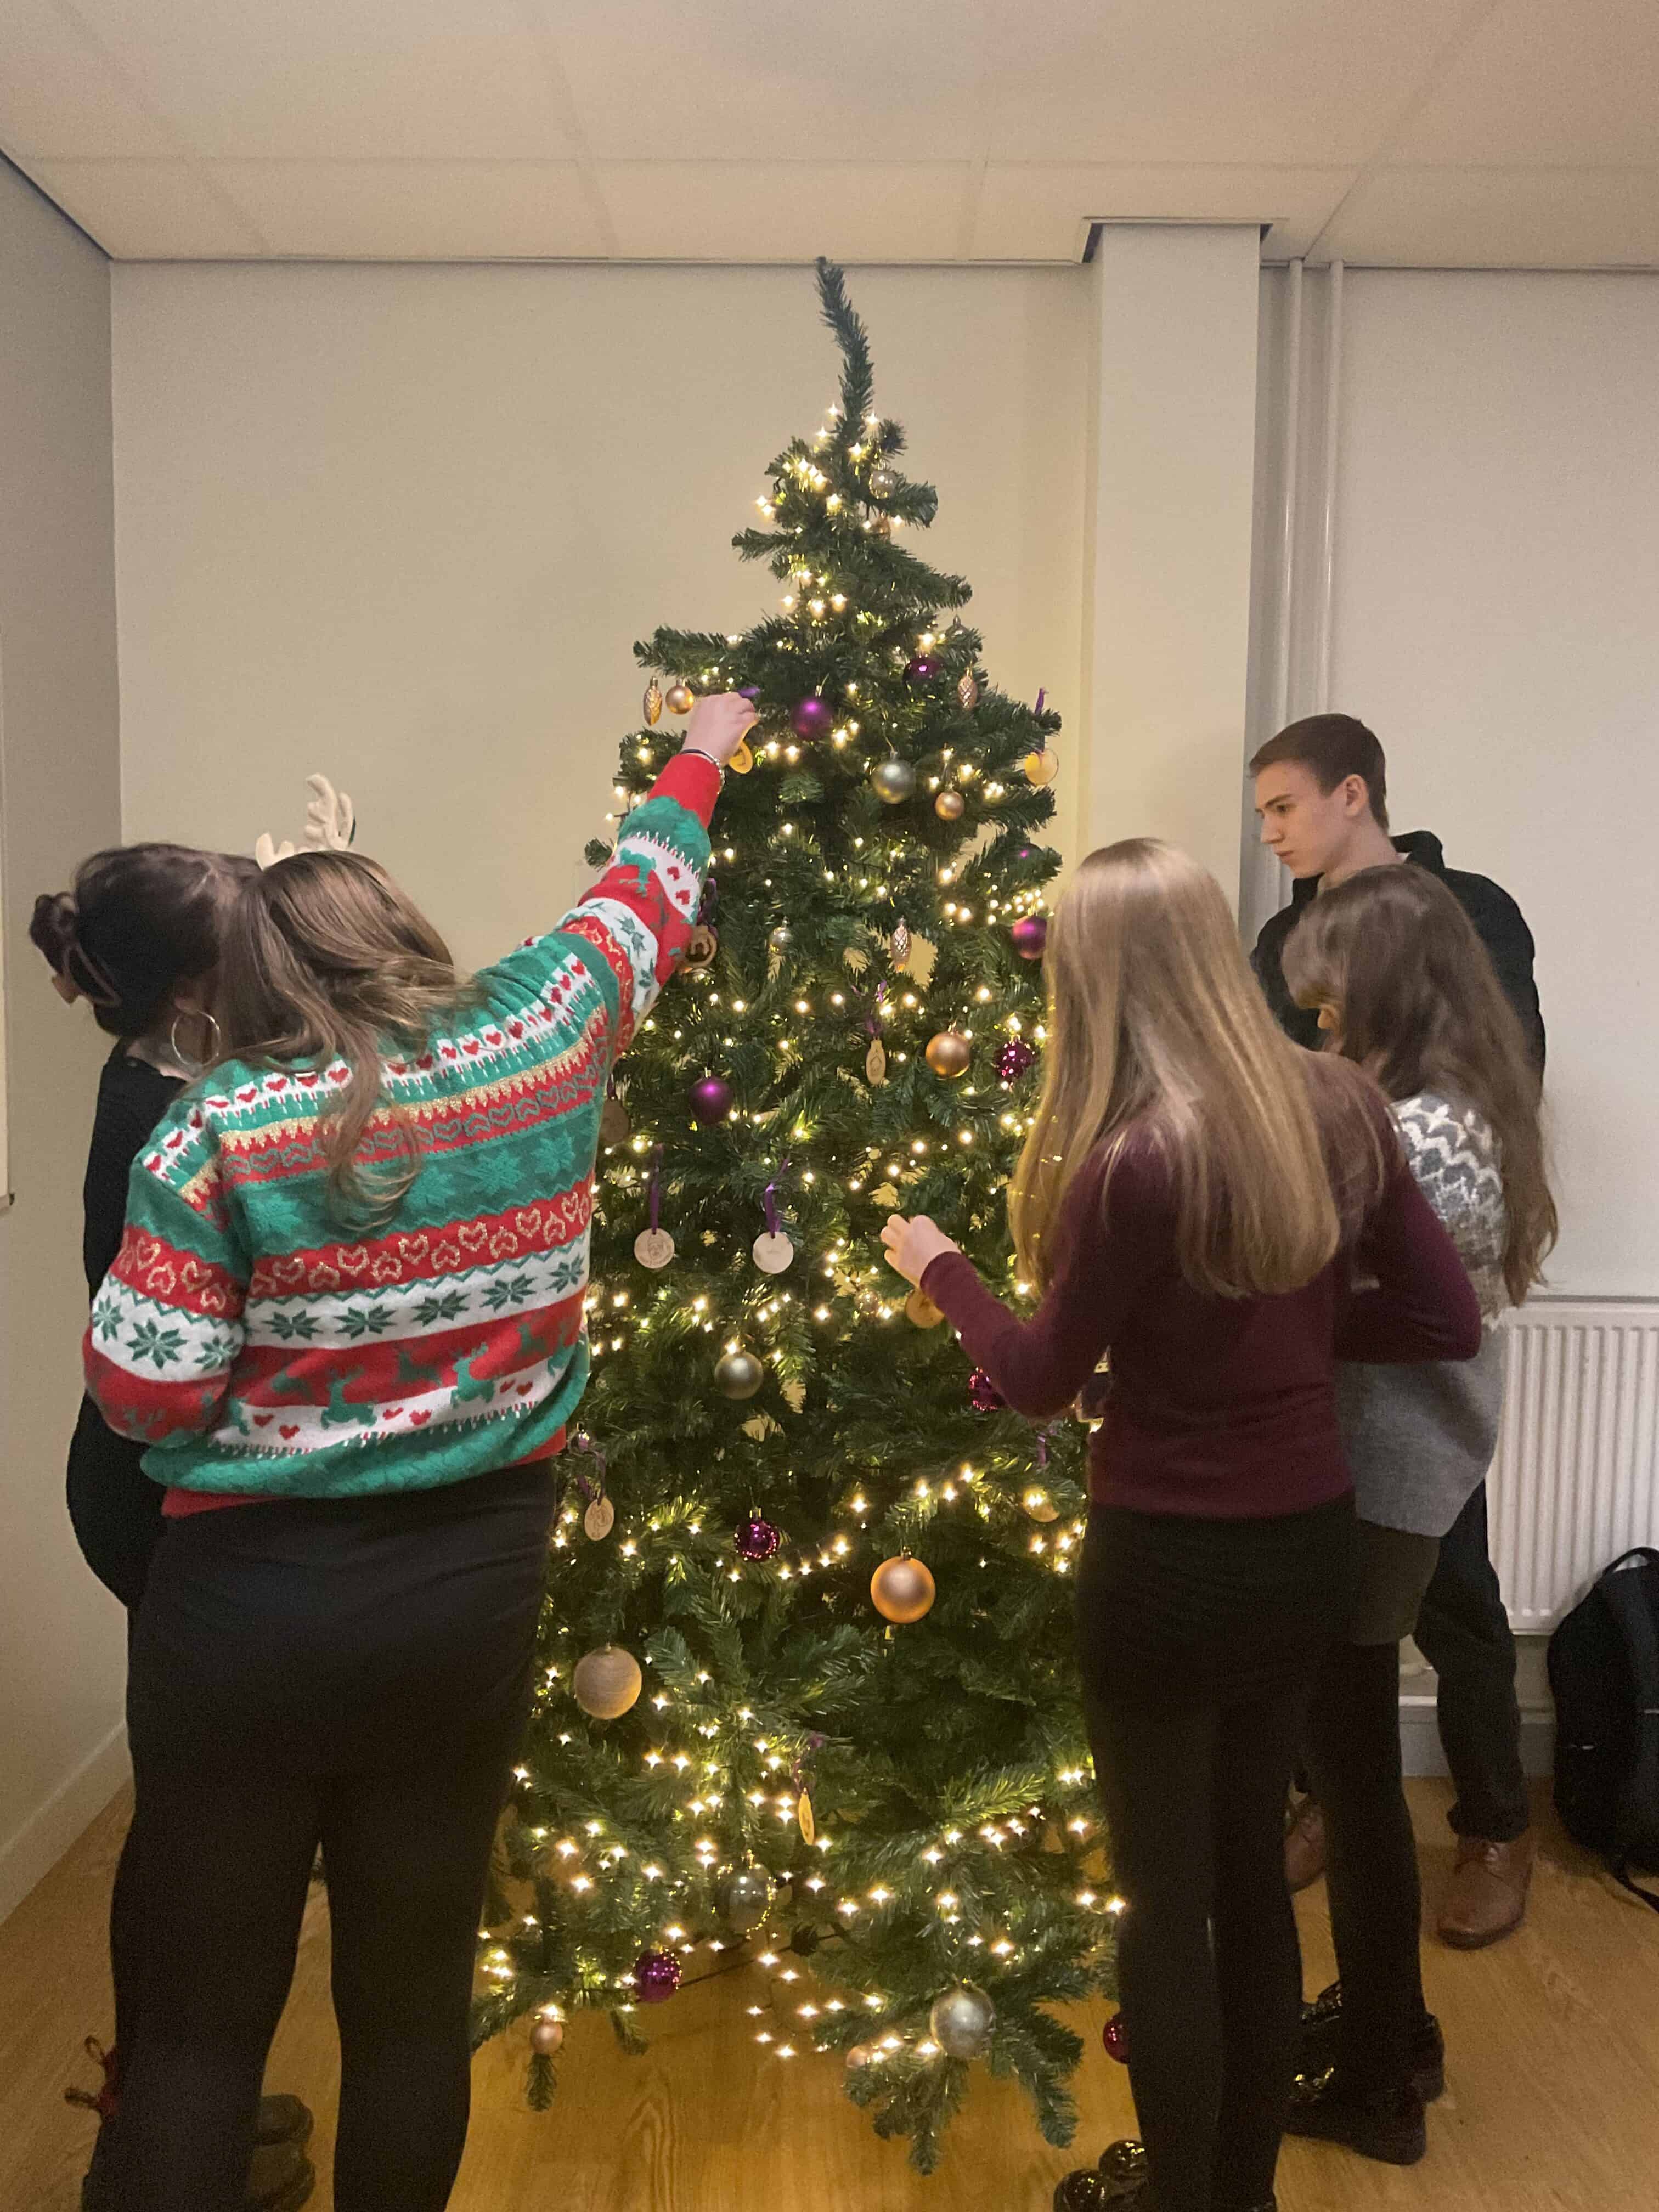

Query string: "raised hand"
[[682, 691, 758, 770]]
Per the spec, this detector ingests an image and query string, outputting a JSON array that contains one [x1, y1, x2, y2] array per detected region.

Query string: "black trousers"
[[1413, 1482, 1530, 1842], [66, 1395, 166, 1610], [1076, 1497, 1356, 2212], [104, 1464, 555, 2212]]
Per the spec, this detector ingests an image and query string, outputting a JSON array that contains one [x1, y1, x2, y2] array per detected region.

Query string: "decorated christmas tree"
[[472, 261, 1115, 2171]]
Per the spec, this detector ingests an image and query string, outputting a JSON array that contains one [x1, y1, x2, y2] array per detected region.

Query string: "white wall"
[[0, 159, 128, 1923], [1328, 270, 1659, 1298], [112, 263, 1090, 970]]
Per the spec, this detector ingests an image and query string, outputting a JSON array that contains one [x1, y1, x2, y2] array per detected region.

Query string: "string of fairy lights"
[[482, 345, 1114, 2120]]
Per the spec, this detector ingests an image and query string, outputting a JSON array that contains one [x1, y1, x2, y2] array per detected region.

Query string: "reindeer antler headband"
[[255, 774, 357, 870]]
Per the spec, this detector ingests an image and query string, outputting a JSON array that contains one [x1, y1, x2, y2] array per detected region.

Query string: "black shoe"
[[1054, 2140, 1153, 2209], [1299, 1979, 1446, 2102], [1283, 2072, 1427, 2165], [256, 2094, 314, 2148], [83, 2134, 316, 2210]]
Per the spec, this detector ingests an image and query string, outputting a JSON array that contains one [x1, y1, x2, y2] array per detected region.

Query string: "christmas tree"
[[472, 261, 1114, 2171]]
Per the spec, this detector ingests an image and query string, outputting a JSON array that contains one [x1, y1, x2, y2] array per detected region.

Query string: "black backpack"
[[1547, 1548, 1659, 1911]]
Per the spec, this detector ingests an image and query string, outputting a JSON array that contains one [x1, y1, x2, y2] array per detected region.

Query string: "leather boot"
[[1283, 1796, 1327, 1892], [83, 2133, 315, 2210], [1299, 1979, 1446, 2101], [1438, 1831, 1535, 1949]]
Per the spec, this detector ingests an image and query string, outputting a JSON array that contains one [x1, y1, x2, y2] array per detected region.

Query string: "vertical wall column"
[[1080, 225, 1262, 904]]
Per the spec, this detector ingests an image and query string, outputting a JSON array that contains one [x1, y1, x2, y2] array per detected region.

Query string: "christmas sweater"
[[84, 751, 718, 1500]]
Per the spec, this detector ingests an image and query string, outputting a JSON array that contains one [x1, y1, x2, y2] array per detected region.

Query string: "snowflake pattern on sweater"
[[84, 752, 719, 1499]]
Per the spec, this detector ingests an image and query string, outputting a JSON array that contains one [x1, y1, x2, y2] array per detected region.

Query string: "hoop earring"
[[170, 1009, 222, 1077]]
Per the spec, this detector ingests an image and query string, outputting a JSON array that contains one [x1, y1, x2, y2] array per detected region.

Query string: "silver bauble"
[[715, 1865, 774, 1934], [868, 465, 898, 498], [715, 1347, 765, 1401], [928, 1983, 996, 2061], [769, 923, 794, 950], [871, 757, 916, 805]]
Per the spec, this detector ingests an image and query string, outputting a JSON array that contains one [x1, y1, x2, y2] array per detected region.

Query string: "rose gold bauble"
[[531, 2017, 565, 2055], [871, 1554, 936, 1624], [934, 789, 966, 822], [571, 1644, 643, 1720], [924, 1030, 972, 1079]]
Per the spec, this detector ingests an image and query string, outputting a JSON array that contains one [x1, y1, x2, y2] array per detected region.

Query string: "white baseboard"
[[1399, 1690, 1555, 1781], [0, 1722, 130, 1927]]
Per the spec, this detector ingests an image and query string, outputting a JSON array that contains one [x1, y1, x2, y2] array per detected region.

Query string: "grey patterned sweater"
[[1337, 1092, 1509, 1538]]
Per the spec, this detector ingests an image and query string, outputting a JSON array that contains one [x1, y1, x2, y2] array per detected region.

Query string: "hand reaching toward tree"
[[682, 691, 757, 769], [881, 1212, 962, 1288]]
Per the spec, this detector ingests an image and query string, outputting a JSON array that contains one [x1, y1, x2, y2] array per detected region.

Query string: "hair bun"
[[29, 890, 79, 971]]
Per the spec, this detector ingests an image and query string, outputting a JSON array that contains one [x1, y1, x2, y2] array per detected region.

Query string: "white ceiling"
[[2, 0, 1656, 267]]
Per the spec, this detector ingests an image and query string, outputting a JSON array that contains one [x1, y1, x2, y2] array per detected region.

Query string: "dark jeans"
[[104, 1464, 555, 2212], [1414, 1482, 1530, 1842], [1077, 1498, 1355, 2212]]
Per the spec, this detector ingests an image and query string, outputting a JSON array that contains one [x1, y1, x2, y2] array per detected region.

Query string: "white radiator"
[[1489, 1297, 1659, 1634]]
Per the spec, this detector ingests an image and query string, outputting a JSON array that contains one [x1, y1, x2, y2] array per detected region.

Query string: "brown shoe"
[[1438, 1831, 1536, 1949], [1284, 1798, 1328, 1893]]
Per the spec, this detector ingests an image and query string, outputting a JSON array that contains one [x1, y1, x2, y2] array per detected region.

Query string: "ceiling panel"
[[596, 162, 969, 263], [0, 0, 174, 159], [974, 163, 1355, 260], [1392, 0, 1659, 166], [206, 160, 607, 260], [29, 157, 263, 256], [80, 0, 574, 160], [1319, 166, 1659, 268], [979, 0, 1466, 167], [541, 0, 994, 162]]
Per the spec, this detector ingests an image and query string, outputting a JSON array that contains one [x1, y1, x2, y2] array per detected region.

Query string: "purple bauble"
[[689, 1075, 733, 1126], [632, 1948, 683, 2005], [791, 696, 833, 741], [1010, 915, 1048, 962], [968, 1368, 1006, 1414], [996, 1037, 1037, 1084], [734, 1514, 781, 1562], [904, 654, 941, 686], [1103, 2012, 1130, 2064]]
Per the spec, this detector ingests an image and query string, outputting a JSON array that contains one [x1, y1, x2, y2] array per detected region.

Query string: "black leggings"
[[1077, 1498, 1355, 2212], [1306, 1640, 1428, 2090], [105, 1464, 556, 2212]]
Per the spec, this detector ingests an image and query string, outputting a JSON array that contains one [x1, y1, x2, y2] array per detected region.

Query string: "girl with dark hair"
[[1280, 862, 1556, 2168], [33, 845, 318, 2209], [879, 838, 1483, 2212], [80, 692, 752, 2212]]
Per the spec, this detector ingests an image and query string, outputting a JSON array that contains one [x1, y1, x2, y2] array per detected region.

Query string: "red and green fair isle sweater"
[[84, 750, 719, 1505]]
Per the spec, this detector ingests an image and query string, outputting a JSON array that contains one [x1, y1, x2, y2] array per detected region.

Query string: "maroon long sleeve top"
[[922, 1107, 1482, 1521]]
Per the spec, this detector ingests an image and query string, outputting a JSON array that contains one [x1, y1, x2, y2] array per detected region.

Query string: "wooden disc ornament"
[[934, 789, 966, 822], [642, 678, 664, 726], [865, 1037, 888, 1087], [682, 924, 718, 973], [600, 1095, 631, 1146], [665, 681, 695, 715], [728, 739, 755, 775], [796, 1791, 817, 1846], [925, 1030, 972, 1079], [1022, 1488, 1059, 1525], [905, 1286, 945, 1329], [572, 1644, 643, 1720], [1023, 747, 1059, 787], [584, 1494, 617, 1539], [871, 1554, 936, 1624], [634, 1227, 675, 1269], [752, 1232, 794, 1275]]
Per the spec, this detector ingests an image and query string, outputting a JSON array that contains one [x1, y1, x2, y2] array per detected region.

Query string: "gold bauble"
[[642, 679, 664, 726], [665, 682, 695, 715], [571, 1644, 643, 1720], [1022, 1488, 1060, 1525], [934, 789, 966, 822], [925, 1030, 972, 1079], [871, 1554, 936, 1625]]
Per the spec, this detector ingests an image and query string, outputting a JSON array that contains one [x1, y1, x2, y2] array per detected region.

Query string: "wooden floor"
[[3, 1781, 1656, 2211]]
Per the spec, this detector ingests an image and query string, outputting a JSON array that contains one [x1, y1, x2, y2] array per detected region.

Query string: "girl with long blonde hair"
[[882, 838, 1481, 2212]]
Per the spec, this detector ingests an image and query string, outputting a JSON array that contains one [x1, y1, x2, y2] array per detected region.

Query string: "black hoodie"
[[1251, 830, 1545, 1071]]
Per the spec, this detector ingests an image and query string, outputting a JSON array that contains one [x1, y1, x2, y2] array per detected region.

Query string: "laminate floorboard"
[[3, 1781, 1655, 2210]]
